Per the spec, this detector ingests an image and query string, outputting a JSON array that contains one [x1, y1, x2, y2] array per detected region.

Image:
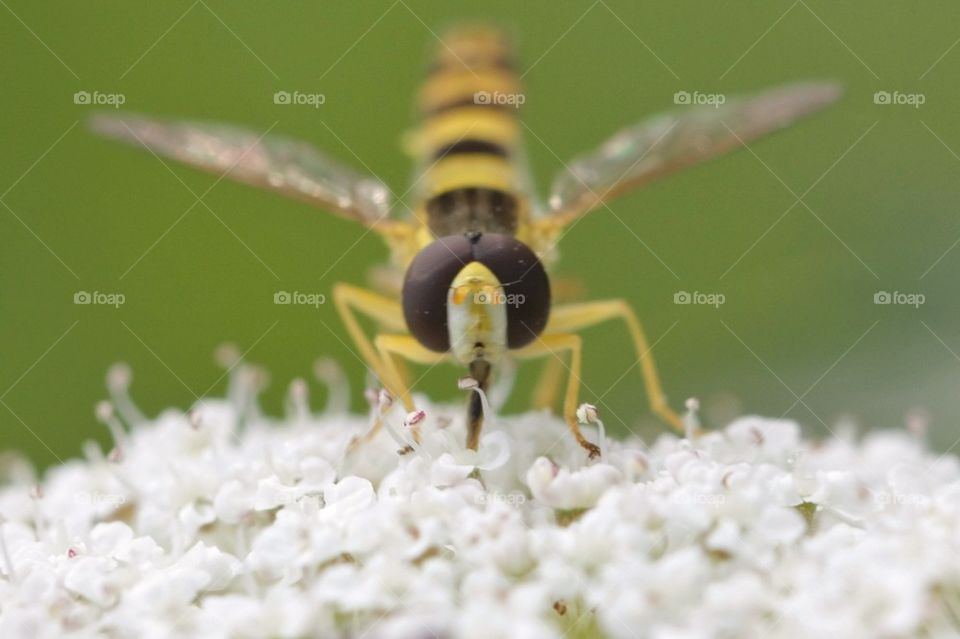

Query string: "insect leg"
[[373, 334, 447, 401], [545, 300, 684, 433], [334, 283, 420, 451], [375, 334, 448, 443], [515, 333, 600, 458], [527, 272, 589, 411], [530, 357, 564, 410], [332, 281, 412, 420]]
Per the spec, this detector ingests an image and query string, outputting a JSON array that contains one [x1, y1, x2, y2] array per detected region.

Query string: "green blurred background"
[[3, 0, 960, 467]]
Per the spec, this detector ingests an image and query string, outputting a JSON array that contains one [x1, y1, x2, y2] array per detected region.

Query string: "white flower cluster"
[[0, 363, 959, 639]]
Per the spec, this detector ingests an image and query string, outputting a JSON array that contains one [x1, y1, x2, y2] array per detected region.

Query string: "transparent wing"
[[546, 82, 842, 224], [89, 113, 394, 227]]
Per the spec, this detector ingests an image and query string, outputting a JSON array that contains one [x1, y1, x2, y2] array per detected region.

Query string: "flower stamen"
[[314, 357, 349, 415], [0, 516, 16, 583], [106, 362, 145, 426], [684, 397, 701, 440], [96, 400, 126, 455], [577, 403, 607, 460]]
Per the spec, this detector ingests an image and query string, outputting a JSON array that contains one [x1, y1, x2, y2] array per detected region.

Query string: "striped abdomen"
[[409, 26, 525, 239]]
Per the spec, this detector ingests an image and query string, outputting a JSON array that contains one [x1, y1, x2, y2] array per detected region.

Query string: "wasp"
[[90, 25, 840, 457]]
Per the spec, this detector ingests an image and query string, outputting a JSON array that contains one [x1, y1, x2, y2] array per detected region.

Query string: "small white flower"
[[322, 476, 375, 521], [526, 457, 622, 510], [429, 452, 476, 486], [706, 518, 743, 556], [63, 555, 117, 606], [1, 367, 959, 638], [754, 506, 806, 546]]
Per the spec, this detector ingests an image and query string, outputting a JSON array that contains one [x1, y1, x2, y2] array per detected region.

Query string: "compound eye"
[[402, 235, 473, 352], [471, 234, 550, 349]]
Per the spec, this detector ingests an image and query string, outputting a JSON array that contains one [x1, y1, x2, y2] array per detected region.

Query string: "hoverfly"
[[90, 25, 840, 458]]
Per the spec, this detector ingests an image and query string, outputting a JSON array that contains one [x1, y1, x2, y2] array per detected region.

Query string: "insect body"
[[90, 26, 840, 457]]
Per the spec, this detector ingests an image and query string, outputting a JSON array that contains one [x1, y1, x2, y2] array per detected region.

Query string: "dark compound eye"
[[470, 234, 550, 349], [401, 235, 474, 352], [402, 233, 551, 352]]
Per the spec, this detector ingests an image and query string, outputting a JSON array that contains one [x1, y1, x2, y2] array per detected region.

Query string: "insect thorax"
[[425, 187, 519, 237]]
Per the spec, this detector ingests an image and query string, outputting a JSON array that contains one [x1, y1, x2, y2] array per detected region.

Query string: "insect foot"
[[577, 402, 608, 460]]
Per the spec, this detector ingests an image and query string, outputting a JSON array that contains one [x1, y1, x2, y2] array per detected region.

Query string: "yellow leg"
[[374, 334, 447, 409], [546, 300, 684, 434], [375, 334, 448, 445], [333, 283, 444, 451], [531, 357, 564, 410], [334, 283, 420, 450], [515, 333, 600, 458], [332, 282, 408, 400]]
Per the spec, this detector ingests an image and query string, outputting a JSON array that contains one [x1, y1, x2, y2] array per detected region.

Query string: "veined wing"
[[89, 113, 396, 228], [545, 82, 842, 225]]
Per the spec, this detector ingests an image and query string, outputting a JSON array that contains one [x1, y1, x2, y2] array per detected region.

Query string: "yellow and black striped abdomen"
[[408, 25, 527, 241]]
